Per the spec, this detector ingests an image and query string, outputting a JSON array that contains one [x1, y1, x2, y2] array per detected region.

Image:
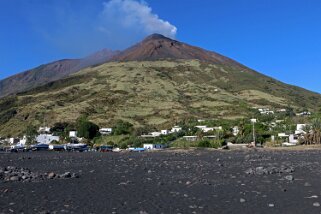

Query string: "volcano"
[[0, 34, 320, 136], [112, 34, 244, 68]]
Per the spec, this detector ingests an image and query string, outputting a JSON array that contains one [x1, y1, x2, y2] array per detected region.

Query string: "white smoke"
[[20, 0, 178, 55], [98, 0, 177, 40]]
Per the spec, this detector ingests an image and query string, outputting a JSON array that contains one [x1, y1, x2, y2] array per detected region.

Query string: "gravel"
[[1, 150, 321, 213], [0, 166, 79, 183]]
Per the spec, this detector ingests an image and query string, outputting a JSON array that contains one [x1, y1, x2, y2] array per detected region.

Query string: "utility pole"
[[252, 121, 256, 145], [251, 119, 257, 147]]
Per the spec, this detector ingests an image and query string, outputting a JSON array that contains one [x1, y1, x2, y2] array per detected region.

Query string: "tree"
[[302, 118, 321, 145], [238, 119, 246, 137], [51, 122, 71, 134], [112, 120, 133, 135], [285, 106, 295, 117], [76, 116, 100, 140], [50, 122, 75, 141], [25, 125, 38, 145], [196, 129, 204, 140]]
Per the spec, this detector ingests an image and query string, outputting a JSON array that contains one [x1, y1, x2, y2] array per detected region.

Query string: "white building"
[[171, 126, 182, 133], [36, 134, 60, 145], [295, 124, 308, 134], [195, 126, 215, 133], [258, 108, 274, 115], [18, 136, 27, 146], [278, 133, 289, 138], [38, 127, 51, 133], [0, 138, 6, 145], [151, 132, 162, 137], [277, 109, 287, 113], [250, 119, 257, 123], [289, 134, 299, 144], [195, 125, 207, 129], [69, 131, 78, 138], [161, 130, 169, 135], [278, 133, 299, 145], [99, 128, 113, 135], [9, 138, 20, 145], [141, 132, 162, 138], [296, 111, 311, 116], [233, 126, 239, 136], [203, 127, 215, 132], [143, 144, 165, 150]]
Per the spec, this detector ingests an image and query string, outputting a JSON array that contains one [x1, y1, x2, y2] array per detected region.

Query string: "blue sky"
[[0, 0, 321, 93]]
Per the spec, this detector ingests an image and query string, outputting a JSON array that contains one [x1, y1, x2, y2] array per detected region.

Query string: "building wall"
[[36, 134, 60, 145]]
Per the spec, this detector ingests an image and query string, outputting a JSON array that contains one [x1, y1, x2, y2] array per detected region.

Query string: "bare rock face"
[[112, 34, 244, 68]]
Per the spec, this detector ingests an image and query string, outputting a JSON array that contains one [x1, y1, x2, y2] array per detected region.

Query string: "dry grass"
[[237, 90, 286, 105], [0, 59, 320, 136]]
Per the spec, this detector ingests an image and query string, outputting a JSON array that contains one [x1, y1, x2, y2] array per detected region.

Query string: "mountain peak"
[[143, 33, 173, 41], [1, 34, 246, 97], [112, 34, 244, 68]]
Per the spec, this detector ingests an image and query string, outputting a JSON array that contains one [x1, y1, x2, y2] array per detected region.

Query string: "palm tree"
[[238, 119, 245, 137], [311, 118, 321, 144], [303, 118, 321, 145], [25, 125, 38, 145]]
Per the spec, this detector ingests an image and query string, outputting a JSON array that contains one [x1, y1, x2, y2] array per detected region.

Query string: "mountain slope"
[[74, 49, 121, 71], [112, 34, 244, 68], [0, 59, 81, 97], [0, 34, 320, 136], [0, 49, 119, 97], [1, 60, 320, 136]]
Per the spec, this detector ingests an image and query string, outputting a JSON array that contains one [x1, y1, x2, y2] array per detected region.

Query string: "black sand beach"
[[1, 149, 321, 214]]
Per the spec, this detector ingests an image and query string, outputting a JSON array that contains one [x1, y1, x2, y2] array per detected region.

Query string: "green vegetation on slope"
[[0, 60, 320, 136]]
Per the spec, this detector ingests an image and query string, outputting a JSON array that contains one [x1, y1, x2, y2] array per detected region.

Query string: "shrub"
[[0, 109, 17, 124], [112, 120, 133, 135], [198, 140, 211, 148], [50, 122, 74, 137], [211, 140, 225, 149], [120, 142, 128, 149], [76, 116, 100, 140], [25, 125, 38, 145]]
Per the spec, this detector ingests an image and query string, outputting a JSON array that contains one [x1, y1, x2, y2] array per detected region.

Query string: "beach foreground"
[[1, 149, 321, 214]]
